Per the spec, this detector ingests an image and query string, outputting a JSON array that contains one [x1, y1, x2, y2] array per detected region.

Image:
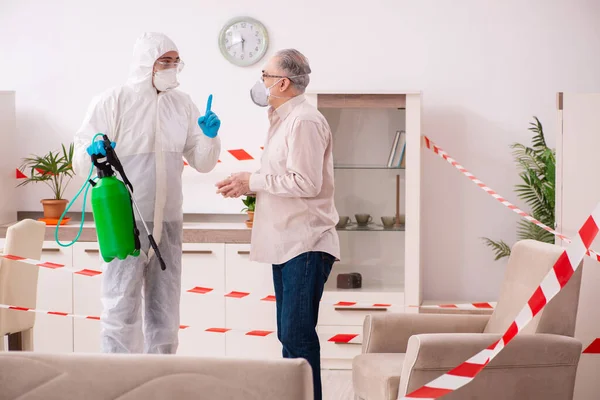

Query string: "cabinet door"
[[318, 291, 404, 326], [34, 241, 73, 353], [225, 244, 281, 358], [72, 242, 103, 353], [318, 325, 363, 370], [179, 243, 225, 357]]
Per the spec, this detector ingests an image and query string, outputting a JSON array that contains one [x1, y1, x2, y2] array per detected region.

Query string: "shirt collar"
[[271, 94, 306, 121]]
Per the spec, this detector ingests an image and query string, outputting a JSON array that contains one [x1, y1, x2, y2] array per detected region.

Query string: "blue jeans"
[[273, 251, 335, 400]]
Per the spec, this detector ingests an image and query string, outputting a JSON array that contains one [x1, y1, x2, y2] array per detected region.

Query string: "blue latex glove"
[[86, 140, 116, 156], [198, 94, 221, 138]]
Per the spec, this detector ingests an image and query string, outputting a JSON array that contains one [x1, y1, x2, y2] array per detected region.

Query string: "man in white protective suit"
[[73, 32, 221, 353]]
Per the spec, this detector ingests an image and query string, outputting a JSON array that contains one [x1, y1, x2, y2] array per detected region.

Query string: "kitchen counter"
[[0, 220, 252, 244]]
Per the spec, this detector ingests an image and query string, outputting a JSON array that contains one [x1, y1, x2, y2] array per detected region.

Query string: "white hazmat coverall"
[[73, 32, 221, 353]]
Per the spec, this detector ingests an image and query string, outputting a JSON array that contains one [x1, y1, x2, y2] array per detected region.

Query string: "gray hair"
[[275, 49, 311, 93]]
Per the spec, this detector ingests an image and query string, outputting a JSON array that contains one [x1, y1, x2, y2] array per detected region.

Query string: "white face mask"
[[153, 69, 180, 92], [250, 79, 282, 107]]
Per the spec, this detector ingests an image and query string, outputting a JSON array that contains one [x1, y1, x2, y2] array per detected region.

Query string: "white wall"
[[2, 0, 600, 300]]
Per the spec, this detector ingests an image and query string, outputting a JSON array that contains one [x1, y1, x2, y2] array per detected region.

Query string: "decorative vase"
[[41, 199, 68, 219]]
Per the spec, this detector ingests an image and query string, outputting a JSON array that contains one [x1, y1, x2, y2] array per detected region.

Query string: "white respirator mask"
[[153, 69, 180, 92]]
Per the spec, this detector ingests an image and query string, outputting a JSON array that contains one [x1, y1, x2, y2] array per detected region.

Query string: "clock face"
[[219, 17, 269, 67]]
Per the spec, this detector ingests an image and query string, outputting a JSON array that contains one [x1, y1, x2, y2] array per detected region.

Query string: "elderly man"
[[215, 49, 339, 400]]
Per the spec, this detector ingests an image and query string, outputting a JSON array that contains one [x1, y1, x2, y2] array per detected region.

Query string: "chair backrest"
[[483, 239, 583, 337], [0, 219, 46, 336], [0, 353, 314, 400]]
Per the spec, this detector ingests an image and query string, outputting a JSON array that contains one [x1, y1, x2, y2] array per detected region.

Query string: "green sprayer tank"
[[91, 176, 140, 262]]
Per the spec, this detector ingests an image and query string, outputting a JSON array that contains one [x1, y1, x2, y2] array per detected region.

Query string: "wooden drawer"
[[226, 332, 282, 359], [225, 244, 279, 358], [225, 244, 276, 330], [72, 242, 102, 353], [33, 242, 73, 353], [318, 291, 404, 326], [319, 325, 363, 358], [179, 243, 225, 357]]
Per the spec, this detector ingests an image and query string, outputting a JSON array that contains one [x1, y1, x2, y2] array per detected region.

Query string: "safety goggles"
[[155, 60, 185, 72]]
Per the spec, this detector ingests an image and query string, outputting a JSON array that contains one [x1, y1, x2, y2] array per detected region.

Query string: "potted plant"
[[241, 195, 256, 228], [17, 143, 75, 220], [482, 117, 555, 260]]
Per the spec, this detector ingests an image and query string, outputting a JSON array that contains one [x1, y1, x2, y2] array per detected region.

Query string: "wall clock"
[[218, 16, 269, 67]]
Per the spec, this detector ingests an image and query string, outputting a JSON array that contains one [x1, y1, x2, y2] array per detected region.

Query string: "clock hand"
[[227, 40, 242, 50]]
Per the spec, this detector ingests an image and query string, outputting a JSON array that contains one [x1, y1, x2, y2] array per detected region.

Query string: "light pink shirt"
[[248, 94, 340, 265]]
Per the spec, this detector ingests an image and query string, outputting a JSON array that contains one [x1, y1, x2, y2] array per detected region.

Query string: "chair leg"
[[8, 332, 22, 350], [7, 329, 33, 351], [21, 328, 34, 351]]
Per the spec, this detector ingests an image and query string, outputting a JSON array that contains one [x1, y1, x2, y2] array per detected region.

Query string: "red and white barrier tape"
[[418, 302, 496, 310], [0, 253, 498, 311], [422, 135, 600, 263], [0, 303, 362, 343], [401, 202, 600, 399], [0, 254, 101, 276], [583, 338, 600, 354]]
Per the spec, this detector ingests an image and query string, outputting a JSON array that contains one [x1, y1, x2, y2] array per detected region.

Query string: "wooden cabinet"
[[179, 243, 226, 357], [556, 92, 600, 399], [72, 242, 102, 353], [224, 244, 281, 359], [0, 91, 16, 226], [304, 92, 423, 368], [33, 241, 73, 353]]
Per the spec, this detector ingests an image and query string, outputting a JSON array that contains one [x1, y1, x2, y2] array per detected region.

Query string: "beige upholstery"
[[353, 240, 584, 400], [0, 352, 313, 400], [0, 219, 46, 351]]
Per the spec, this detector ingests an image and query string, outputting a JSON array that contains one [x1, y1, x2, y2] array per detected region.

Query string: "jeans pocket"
[[321, 253, 334, 280]]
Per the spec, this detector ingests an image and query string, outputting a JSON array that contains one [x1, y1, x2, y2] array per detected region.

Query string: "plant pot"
[[41, 199, 69, 219], [245, 211, 254, 228]]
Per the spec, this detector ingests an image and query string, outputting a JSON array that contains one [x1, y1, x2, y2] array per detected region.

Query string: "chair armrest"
[[406, 333, 582, 369], [362, 313, 490, 353], [401, 333, 582, 396]]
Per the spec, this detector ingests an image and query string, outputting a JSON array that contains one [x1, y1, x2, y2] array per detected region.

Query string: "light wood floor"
[[322, 369, 354, 400]]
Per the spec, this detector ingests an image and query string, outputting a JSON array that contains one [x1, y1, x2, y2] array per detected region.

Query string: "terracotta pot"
[[41, 199, 69, 219], [247, 211, 254, 222]]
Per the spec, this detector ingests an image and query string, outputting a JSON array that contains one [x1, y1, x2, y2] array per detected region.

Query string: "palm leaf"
[[481, 238, 512, 260], [485, 116, 555, 262], [16, 144, 75, 199]]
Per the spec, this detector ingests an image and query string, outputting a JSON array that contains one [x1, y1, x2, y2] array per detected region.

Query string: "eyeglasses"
[[261, 72, 294, 83], [155, 60, 185, 72]]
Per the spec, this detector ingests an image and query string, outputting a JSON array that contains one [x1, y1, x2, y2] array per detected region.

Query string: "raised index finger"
[[206, 94, 213, 114]]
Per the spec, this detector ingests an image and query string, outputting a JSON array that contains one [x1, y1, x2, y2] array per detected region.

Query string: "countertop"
[[0, 220, 252, 244]]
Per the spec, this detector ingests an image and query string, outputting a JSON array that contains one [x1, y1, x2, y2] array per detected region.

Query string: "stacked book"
[[386, 130, 406, 168]]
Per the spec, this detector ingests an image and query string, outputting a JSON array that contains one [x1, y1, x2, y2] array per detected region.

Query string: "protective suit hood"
[[127, 32, 178, 89]]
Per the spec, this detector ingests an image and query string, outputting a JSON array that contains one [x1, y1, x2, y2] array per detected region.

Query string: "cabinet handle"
[[183, 250, 213, 255], [334, 307, 388, 312], [237, 250, 250, 255], [84, 249, 99, 253], [42, 248, 61, 253]]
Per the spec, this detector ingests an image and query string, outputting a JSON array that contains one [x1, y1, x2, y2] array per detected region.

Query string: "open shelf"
[[324, 285, 404, 294], [336, 224, 405, 232], [334, 164, 405, 170]]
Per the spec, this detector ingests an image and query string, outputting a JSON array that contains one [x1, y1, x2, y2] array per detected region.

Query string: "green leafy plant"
[[241, 195, 256, 212], [482, 117, 555, 260], [17, 143, 75, 200]]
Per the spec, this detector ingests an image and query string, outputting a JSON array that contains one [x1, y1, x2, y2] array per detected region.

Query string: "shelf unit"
[[306, 91, 422, 305], [305, 92, 422, 368], [0, 91, 17, 225]]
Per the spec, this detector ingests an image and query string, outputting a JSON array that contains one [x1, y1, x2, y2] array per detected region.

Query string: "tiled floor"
[[322, 369, 354, 400]]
